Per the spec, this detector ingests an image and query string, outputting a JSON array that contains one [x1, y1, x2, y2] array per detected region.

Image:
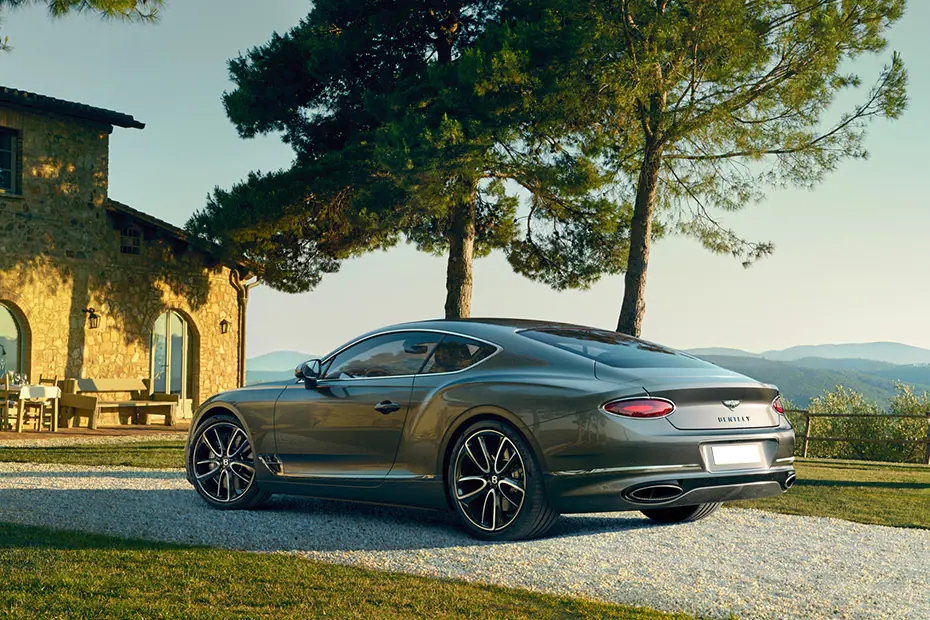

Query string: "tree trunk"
[[444, 180, 477, 319], [616, 142, 663, 337]]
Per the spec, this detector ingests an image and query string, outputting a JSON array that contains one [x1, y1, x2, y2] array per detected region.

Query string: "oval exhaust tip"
[[784, 473, 796, 490], [626, 484, 684, 503]]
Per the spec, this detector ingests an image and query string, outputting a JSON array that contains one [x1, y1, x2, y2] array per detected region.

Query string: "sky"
[[2, 1, 928, 358]]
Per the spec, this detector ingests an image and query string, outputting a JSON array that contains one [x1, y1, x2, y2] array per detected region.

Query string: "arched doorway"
[[0, 302, 26, 378], [151, 310, 197, 417]]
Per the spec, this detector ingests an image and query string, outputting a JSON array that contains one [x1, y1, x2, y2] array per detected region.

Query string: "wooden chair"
[[0, 375, 16, 432], [35, 376, 59, 429], [19, 383, 61, 433]]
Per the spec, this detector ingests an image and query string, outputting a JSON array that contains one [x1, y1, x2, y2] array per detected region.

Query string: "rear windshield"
[[520, 328, 718, 369]]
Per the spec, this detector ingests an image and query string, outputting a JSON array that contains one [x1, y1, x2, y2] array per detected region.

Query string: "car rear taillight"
[[772, 395, 786, 415], [602, 398, 675, 418]]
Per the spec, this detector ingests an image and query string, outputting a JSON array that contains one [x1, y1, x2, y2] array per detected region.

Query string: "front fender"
[[185, 385, 284, 483]]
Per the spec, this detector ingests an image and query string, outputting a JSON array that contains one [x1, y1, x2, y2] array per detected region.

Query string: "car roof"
[[385, 317, 600, 334], [360, 318, 628, 348]]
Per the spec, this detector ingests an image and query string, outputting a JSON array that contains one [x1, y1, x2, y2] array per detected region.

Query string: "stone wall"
[[0, 104, 243, 416]]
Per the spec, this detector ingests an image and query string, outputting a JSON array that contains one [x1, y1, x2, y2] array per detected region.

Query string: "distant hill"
[[687, 342, 930, 366], [247, 351, 315, 372], [245, 370, 297, 386], [245, 350, 318, 386], [697, 355, 930, 407], [788, 357, 899, 373], [761, 342, 930, 365], [871, 364, 930, 387], [685, 347, 757, 358]]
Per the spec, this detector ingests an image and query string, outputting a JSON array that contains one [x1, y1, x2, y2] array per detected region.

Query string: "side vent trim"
[[258, 454, 283, 475]]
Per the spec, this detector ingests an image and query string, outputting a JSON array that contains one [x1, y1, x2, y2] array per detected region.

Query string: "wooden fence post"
[[802, 414, 812, 458], [924, 412, 930, 466]]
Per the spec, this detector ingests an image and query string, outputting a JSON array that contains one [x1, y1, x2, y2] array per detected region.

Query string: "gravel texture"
[[0, 432, 187, 448], [0, 462, 928, 620]]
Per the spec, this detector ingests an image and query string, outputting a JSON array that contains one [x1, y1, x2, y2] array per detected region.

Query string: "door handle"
[[374, 400, 401, 415]]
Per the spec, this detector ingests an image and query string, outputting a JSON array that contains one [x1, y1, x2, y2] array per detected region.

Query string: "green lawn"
[[734, 458, 930, 529], [0, 523, 690, 620], [0, 440, 186, 469], [1, 442, 927, 530]]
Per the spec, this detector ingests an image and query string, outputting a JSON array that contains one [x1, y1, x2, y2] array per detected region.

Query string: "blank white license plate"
[[711, 444, 763, 466]]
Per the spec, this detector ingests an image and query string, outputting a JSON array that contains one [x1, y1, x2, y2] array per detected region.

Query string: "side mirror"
[[295, 359, 322, 388]]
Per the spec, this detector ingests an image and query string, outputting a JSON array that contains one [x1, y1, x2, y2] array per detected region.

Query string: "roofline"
[[420, 317, 598, 329], [0, 86, 144, 130], [107, 199, 186, 239], [106, 199, 252, 273]]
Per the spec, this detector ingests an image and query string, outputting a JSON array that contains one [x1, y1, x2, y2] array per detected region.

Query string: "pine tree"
[[507, 0, 907, 335], [0, 0, 160, 51], [187, 1, 630, 317]]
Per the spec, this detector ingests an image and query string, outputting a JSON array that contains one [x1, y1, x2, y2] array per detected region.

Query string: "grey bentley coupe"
[[185, 318, 796, 541]]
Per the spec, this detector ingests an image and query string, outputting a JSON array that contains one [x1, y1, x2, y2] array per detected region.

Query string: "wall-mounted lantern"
[[82, 308, 100, 329], [219, 319, 231, 335]]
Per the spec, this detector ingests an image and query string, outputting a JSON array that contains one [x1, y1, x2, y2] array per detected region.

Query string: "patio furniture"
[[18, 384, 61, 433], [59, 378, 178, 430], [0, 375, 18, 432]]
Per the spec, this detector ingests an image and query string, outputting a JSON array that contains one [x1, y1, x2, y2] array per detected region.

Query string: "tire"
[[189, 413, 270, 510], [447, 419, 557, 541], [640, 502, 721, 524]]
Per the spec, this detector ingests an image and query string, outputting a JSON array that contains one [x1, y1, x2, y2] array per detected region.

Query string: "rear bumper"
[[546, 466, 795, 513], [536, 411, 797, 513]]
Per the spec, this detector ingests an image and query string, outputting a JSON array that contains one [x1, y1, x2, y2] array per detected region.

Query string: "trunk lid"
[[595, 364, 780, 430]]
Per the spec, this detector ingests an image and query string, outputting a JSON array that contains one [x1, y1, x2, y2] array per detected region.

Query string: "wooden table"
[[1, 384, 60, 432]]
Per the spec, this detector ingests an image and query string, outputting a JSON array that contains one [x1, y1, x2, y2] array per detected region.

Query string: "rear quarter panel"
[[391, 355, 645, 478]]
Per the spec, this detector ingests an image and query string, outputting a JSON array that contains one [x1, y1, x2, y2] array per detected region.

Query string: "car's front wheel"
[[189, 413, 269, 510], [447, 420, 557, 541], [640, 503, 721, 524]]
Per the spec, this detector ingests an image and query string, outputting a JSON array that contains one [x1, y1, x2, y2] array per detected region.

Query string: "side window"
[[0, 129, 20, 195], [120, 224, 142, 255], [323, 332, 441, 379], [421, 334, 497, 374]]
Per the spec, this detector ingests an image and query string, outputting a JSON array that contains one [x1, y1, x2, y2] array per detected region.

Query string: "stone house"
[[0, 86, 253, 419]]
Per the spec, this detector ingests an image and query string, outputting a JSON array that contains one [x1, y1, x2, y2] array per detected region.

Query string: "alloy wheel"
[[453, 429, 526, 532], [192, 421, 255, 503]]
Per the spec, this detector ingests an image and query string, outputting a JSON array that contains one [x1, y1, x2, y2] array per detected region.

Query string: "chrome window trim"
[[314, 328, 503, 383]]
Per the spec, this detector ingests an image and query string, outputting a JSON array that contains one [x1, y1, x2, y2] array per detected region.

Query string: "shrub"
[[791, 384, 930, 463]]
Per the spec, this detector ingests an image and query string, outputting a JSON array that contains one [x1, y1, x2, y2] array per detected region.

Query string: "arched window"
[[151, 310, 194, 402], [0, 302, 24, 376]]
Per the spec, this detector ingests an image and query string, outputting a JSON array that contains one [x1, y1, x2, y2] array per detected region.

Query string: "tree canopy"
[[190, 0, 907, 331], [187, 0, 631, 317], [505, 0, 907, 335], [0, 0, 160, 51]]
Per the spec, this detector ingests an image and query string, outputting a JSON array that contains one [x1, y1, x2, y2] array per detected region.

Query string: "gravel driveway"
[[1, 462, 927, 620]]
